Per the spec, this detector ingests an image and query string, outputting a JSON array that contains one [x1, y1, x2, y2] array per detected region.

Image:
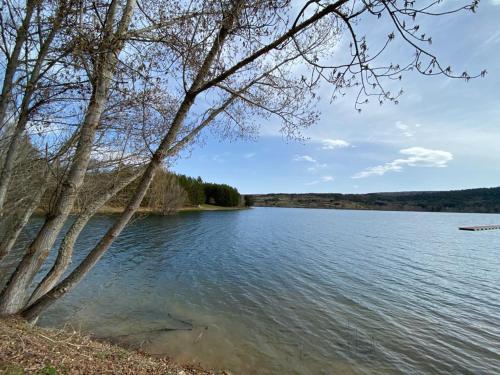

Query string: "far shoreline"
[[34, 204, 249, 217], [250, 204, 500, 215]]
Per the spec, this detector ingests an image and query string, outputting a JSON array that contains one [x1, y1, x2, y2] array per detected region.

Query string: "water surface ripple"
[[1, 208, 500, 374]]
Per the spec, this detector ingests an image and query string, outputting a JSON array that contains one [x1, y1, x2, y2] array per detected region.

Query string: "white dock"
[[459, 225, 500, 231]]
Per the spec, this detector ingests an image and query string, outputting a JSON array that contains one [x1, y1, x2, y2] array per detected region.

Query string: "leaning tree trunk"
[[21, 0, 244, 322], [0, 1, 67, 216], [22, 158, 160, 322], [0, 0, 136, 316], [0, 80, 110, 315], [27, 170, 142, 304], [0, 0, 37, 211], [0, 176, 48, 262]]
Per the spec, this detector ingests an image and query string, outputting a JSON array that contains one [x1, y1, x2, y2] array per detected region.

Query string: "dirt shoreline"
[[0, 318, 227, 375]]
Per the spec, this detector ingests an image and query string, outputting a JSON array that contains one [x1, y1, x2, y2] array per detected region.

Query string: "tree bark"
[[0, 0, 137, 316], [0, 175, 47, 262], [28, 170, 142, 304], [0, 79, 110, 315], [22, 0, 244, 322], [0, 1, 67, 215], [22, 159, 159, 321], [0, 0, 38, 210]]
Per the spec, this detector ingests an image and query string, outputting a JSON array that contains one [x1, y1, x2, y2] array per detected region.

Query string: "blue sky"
[[173, 1, 500, 194]]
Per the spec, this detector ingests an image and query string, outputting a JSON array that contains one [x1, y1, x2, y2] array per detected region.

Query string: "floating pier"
[[459, 225, 500, 231]]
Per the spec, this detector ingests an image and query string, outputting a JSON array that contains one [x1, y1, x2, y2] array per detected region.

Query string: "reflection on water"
[[1, 208, 500, 374]]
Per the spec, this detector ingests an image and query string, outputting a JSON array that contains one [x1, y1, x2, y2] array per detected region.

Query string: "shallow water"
[[2, 208, 500, 374]]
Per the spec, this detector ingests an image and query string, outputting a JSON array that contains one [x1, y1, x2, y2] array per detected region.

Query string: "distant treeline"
[[59, 169, 245, 215], [249, 187, 500, 213], [176, 174, 243, 207]]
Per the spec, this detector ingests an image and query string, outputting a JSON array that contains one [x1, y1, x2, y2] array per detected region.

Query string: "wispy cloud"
[[244, 152, 256, 159], [353, 147, 453, 179], [294, 154, 330, 172], [307, 163, 327, 172], [482, 27, 500, 47], [294, 155, 317, 163], [321, 139, 350, 150], [305, 175, 335, 186], [395, 121, 420, 137], [91, 146, 147, 165], [305, 180, 319, 186], [491, 0, 500, 5]]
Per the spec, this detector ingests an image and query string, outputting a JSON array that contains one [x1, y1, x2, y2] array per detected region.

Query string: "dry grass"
[[0, 318, 221, 375]]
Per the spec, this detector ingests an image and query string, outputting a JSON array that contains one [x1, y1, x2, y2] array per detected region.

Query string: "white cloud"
[[305, 175, 334, 186], [395, 122, 408, 130], [353, 147, 453, 179], [398, 147, 453, 166], [294, 155, 317, 163], [307, 163, 327, 172], [295, 155, 330, 174], [244, 152, 256, 159], [91, 146, 124, 162], [90, 146, 148, 166], [321, 139, 350, 150], [395, 121, 420, 137], [491, 0, 500, 5]]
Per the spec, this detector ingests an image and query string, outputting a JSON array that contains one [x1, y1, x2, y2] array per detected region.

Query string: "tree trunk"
[[0, 1, 67, 215], [22, 159, 160, 322], [22, 0, 243, 322], [0, 79, 109, 315], [0, 0, 37, 210], [0, 0, 137, 316], [0, 177, 47, 262], [28, 170, 142, 304]]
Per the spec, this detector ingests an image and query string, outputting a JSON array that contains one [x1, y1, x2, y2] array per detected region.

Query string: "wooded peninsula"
[[60, 170, 249, 215]]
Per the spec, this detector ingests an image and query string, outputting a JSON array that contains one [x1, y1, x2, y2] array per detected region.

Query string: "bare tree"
[[27, 168, 144, 305], [0, 0, 482, 319], [0, 0, 139, 315], [0, 0, 36, 136], [143, 169, 187, 215], [0, 135, 49, 261], [0, 0, 77, 213]]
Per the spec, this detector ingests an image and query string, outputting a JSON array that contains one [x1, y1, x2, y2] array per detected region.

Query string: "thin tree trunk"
[[21, 0, 244, 322], [0, 1, 67, 215], [28, 170, 142, 304], [0, 0, 38, 210], [0, 176, 47, 262], [0, 0, 136, 316], [22, 159, 159, 321], [0, 75, 111, 315]]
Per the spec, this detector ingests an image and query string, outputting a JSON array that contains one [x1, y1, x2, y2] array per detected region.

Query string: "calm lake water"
[[2, 208, 500, 374]]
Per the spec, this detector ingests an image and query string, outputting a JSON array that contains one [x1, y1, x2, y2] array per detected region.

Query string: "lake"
[[1, 208, 500, 374]]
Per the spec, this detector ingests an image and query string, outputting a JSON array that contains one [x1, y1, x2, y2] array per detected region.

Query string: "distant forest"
[[249, 187, 500, 213], [38, 169, 246, 215], [176, 174, 243, 207]]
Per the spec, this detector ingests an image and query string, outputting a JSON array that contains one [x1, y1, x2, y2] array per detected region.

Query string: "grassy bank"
[[0, 318, 224, 375]]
